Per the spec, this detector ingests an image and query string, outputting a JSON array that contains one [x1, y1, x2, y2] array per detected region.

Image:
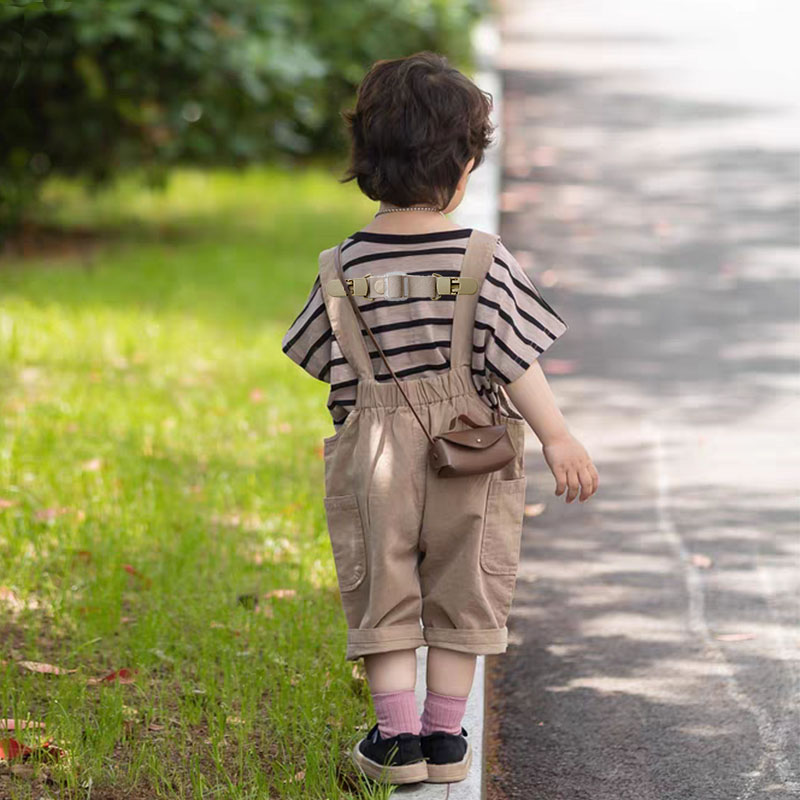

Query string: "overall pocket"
[[480, 476, 528, 575], [323, 494, 367, 592]]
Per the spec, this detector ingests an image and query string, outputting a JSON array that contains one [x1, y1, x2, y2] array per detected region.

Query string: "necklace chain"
[[374, 205, 445, 217]]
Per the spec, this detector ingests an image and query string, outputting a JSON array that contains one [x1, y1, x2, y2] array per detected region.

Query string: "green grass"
[[0, 165, 398, 799]]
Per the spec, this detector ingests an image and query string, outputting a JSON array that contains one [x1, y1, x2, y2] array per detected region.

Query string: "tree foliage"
[[0, 0, 487, 231]]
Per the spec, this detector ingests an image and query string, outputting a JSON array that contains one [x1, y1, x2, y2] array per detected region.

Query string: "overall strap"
[[450, 230, 500, 370], [318, 243, 375, 380]]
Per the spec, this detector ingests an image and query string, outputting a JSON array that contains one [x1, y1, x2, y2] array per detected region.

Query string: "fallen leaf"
[[0, 586, 24, 612], [0, 737, 34, 760], [87, 668, 138, 685], [34, 507, 70, 522], [293, 769, 305, 781], [19, 661, 77, 675], [121, 564, 152, 587], [263, 589, 296, 600], [147, 722, 165, 732]]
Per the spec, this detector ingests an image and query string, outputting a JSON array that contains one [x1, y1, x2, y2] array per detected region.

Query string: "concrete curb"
[[394, 11, 503, 799]]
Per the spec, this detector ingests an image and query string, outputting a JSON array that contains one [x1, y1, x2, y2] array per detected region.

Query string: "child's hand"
[[542, 433, 599, 503]]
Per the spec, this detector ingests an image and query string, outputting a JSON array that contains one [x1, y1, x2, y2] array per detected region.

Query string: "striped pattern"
[[281, 228, 569, 429]]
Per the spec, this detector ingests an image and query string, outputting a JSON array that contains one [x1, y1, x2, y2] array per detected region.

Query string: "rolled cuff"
[[346, 623, 427, 661], [423, 625, 508, 655]]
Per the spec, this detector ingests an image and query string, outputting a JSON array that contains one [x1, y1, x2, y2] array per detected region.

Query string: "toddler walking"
[[281, 51, 599, 785]]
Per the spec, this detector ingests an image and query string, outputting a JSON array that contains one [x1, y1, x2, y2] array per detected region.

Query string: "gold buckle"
[[343, 273, 373, 299], [432, 274, 461, 300]]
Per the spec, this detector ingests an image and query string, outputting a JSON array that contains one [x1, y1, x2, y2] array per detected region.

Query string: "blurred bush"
[[0, 0, 487, 233]]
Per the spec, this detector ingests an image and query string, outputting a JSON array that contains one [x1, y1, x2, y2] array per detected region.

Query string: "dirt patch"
[[484, 653, 511, 800], [1, 222, 109, 263]]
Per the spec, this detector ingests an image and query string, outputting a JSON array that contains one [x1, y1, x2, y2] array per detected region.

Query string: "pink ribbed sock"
[[371, 689, 422, 738], [420, 689, 468, 736]]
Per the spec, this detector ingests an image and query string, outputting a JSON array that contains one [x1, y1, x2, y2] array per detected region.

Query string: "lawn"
[[0, 165, 396, 799]]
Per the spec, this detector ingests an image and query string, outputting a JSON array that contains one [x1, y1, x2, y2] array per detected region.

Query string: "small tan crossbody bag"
[[332, 241, 517, 478]]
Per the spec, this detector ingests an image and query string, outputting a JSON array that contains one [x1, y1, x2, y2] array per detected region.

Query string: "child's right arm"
[[505, 361, 599, 504]]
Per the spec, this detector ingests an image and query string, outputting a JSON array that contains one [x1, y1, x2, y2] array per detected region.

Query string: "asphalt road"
[[489, 2, 800, 798]]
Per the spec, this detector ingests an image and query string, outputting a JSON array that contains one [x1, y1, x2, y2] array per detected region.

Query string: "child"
[[281, 51, 599, 786]]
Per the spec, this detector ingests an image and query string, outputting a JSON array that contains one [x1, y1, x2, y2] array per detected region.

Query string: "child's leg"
[[420, 647, 476, 735], [364, 649, 420, 737], [426, 647, 476, 695], [364, 649, 417, 692]]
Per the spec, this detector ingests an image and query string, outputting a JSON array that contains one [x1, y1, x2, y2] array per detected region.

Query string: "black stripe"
[[484, 269, 563, 337], [294, 275, 320, 319], [328, 397, 356, 410], [330, 377, 358, 392], [299, 328, 332, 369], [492, 334, 534, 368], [327, 340, 453, 370], [375, 360, 450, 380], [493, 256, 568, 327], [485, 356, 512, 384], [341, 237, 359, 252], [346, 228, 473, 244], [282, 300, 326, 353], [473, 319, 543, 355], [478, 296, 551, 345], [330, 358, 453, 391], [367, 316, 454, 335]]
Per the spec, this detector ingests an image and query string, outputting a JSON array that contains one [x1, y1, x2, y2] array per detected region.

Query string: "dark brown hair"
[[339, 51, 495, 210]]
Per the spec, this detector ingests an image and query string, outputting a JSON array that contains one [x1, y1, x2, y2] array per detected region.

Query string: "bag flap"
[[435, 424, 507, 450]]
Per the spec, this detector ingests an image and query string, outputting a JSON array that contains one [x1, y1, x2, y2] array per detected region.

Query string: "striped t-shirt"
[[281, 227, 569, 431]]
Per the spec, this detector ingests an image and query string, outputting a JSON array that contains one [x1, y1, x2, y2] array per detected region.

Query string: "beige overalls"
[[319, 230, 528, 661]]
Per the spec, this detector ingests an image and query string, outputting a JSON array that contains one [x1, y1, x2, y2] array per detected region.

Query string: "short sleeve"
[[477, 240, 570, 385], [280, 275, 334, 382]]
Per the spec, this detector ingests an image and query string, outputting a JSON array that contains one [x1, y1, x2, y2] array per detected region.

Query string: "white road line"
[[643, 417, 800, 796]]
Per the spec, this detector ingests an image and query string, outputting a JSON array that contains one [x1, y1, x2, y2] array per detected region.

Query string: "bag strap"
[[450, 230, 500, 370], [334, 242, 438, 446]]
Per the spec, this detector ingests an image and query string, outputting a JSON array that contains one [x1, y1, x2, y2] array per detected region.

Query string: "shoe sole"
[[424, 739, 472, 783], [351, 741, 429, 785]]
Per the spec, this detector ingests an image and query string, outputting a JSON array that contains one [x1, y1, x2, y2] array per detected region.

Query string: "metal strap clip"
[[432, 274, 467, 300], [325, 274, 372, 298]]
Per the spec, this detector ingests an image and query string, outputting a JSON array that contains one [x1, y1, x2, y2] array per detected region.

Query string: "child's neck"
[[360, 211, 465, 236]]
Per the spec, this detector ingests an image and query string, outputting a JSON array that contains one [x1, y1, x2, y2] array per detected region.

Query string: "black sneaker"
[[420, 726, 472, 783], [351, 722, 428, 784]]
